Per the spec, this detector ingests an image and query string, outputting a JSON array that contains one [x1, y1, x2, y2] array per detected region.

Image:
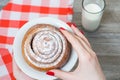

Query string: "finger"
[[71, 24, 91, 48], [47, 69, 72, 80], [74, 35, 93, 57], [70, 25, 96, 57], [13, 59, 33, 80], [13, 59, 21, 79], [59, 27, 89, 59]]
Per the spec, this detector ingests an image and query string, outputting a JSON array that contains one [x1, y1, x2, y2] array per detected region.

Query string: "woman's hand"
[[13, 59, 34, 80], [46, 24, 106, 80]]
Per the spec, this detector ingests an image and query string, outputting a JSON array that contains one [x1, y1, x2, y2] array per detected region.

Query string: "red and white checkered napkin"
[[0, 0, 74, 79]]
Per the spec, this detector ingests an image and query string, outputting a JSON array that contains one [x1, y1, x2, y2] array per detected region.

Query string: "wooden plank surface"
[[0, 0, 120, 80], [73, 0, 120, 80], [0, 0, 9, 9]]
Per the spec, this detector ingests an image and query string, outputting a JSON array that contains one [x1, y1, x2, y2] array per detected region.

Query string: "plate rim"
[[13, 17, 78, 80]]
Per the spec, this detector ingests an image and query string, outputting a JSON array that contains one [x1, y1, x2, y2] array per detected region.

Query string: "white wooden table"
[[0, 0, 120, 80]]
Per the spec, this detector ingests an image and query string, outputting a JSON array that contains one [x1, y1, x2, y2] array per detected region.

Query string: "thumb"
[[46, 69, 72, 80]]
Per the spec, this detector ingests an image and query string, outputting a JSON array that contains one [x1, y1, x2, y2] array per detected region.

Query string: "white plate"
[[13, 17, 78, 80]]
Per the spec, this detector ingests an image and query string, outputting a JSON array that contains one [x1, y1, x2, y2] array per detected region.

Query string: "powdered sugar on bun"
[[22, 24, 71, 71]]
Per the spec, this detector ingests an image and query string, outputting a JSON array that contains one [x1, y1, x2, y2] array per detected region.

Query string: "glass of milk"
[[82, 0, 106, 31]]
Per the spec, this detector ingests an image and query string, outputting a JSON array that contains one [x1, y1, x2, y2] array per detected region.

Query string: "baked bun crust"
[[22, 24, 71, 71]]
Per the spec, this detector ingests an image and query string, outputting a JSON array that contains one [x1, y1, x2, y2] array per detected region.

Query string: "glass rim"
[[82, 0, 106, 14]]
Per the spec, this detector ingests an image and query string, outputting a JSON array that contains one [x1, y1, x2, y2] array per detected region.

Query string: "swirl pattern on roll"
[[22, 24, 71, 71]]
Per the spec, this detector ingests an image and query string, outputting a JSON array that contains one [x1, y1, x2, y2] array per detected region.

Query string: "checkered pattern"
[[0, 0, 74, 80], [0, 48, 15, 80]]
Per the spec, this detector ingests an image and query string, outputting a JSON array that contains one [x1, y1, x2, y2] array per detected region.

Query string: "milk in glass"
[[82, 4, 103, 31]]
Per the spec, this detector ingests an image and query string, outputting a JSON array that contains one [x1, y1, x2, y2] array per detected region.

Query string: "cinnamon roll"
[[22, 24, 71, 71]]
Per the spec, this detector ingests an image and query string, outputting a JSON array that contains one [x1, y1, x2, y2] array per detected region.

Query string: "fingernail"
[[72, 23, 77, 27], [67, 23, 77, 27], [59, 27, 65, 30], [80, 30, 84, 34], [66, 22, 72, 26], [46, 71, 55, 76]]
